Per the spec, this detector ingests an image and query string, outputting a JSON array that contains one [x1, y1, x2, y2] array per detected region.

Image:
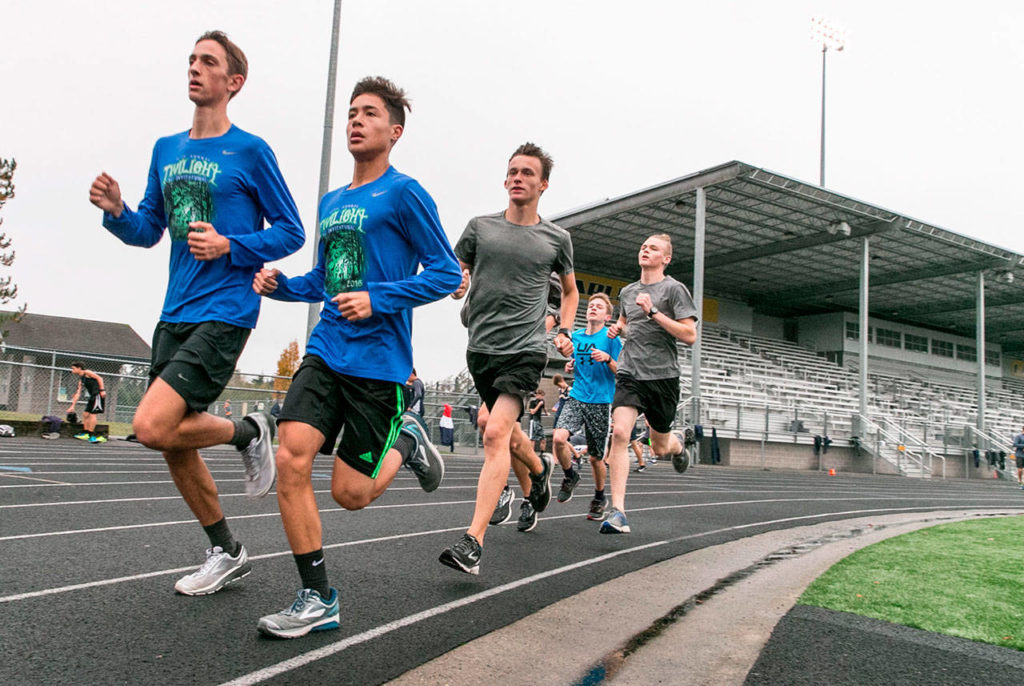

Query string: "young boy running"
[[551, 293, 621, 508], [251, 76, 462, 637], [440, 143, 578, 574], [603, 234, 698, 534], [89, 31, 305, 595]]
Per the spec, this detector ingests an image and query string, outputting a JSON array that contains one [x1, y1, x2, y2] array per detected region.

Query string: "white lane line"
[[0, 523, 470, 604], [3, 492, 1019, 540], [0, 499, 476, 542], [0, 486, 777, 510], [217, 504, 1024, 686], [0, 477, 483, 490], [4, 499, 1023, 606], [0, 473, 69, 485]]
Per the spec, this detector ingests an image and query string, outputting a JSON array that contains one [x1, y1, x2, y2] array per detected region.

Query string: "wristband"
[[557, 328, 571, 337]]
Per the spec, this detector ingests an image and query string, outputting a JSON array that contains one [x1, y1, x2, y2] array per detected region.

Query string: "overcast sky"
[[5, 1, 1023, 381]]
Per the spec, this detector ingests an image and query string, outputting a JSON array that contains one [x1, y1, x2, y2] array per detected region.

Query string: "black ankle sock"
[[394, 432, 416, 463], [202, 518, 240, 556], [229, 416, 260, 448], [594, 489, 605, 500], [294, 549, 331, 598], [564, 466, 577, 479]]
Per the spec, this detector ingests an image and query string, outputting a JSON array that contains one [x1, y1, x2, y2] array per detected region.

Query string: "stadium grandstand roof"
[[552, 161, 1024, 354]]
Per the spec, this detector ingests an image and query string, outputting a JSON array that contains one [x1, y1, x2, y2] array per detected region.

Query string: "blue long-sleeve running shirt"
[[269, 166, 461, 384], [102, 125, 305, 328]]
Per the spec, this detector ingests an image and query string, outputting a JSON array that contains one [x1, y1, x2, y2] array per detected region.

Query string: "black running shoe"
[[586, 498, 607, 521], [670, 431, 690, 474], [528, 453, 553, 513], [438, 533, 482, 575], [556, 470, 581, 503], [400, 412, 445, 492], [633, 464, 647, 473], [517, 500, 538, 532], [490, 485, 514, 525]]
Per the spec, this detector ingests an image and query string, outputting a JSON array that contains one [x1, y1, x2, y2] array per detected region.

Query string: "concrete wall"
[[751, 312, 784, 340], [712, 297, 754, 333], [839, 314, 1001, 376], [796, 313, 845, 352], [699, 437, 993, 480]]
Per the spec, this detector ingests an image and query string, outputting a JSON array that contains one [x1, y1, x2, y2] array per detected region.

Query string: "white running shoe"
[[174, 545, 252, 595]]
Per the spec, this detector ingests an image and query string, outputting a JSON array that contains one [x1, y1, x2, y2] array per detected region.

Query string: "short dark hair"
[[196, 30, 248, 98], [71, 362, 85, 370], [351, 76, 411, 127], [509, 142, 554, 181]]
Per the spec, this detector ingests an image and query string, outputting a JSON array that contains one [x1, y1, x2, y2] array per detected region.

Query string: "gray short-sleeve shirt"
[[616, 275, 698, 380], [455, 212, 573, 355]]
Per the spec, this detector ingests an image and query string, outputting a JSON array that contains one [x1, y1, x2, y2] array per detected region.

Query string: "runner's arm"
[[224, 144, 305, 267]]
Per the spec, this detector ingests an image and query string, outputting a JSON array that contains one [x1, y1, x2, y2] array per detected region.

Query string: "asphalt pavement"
[[2, 437, 1022, 685]]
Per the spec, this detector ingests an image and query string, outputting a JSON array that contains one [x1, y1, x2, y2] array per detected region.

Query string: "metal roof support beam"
[[859, 237, 870, 422], [976, 272, 987, 438], [554, 162, 745, 229], [753, 257, 1008, 306], [702, 219, 892, 270], [691, 187, 706, 418], [896, 293, 1024, 317]]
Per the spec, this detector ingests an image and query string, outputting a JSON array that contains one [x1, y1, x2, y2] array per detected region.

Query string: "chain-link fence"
[[0, 345, 291, 434]]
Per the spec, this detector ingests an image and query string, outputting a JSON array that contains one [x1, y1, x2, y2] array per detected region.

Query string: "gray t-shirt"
[[455, 212, 573, 354], [616, 275, 698, 380]]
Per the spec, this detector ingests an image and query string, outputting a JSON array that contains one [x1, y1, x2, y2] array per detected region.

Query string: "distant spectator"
[[551, 373, 571, 423], [223, 399, 232, 418], [68, 362, 106, 443], [269, 400, 282, 419], [405, 368, 425, 419], [439, 404, 455, 453], [528, 389, 547, 453], [1014, 426, 1024, 489]]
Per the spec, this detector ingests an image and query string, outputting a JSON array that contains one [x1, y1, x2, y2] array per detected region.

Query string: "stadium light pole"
[[811, 18, 846, 187], [306, 0, 344, 342]]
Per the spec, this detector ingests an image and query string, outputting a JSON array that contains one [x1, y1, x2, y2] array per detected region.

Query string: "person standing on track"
[[440, 142, 578, 575], [602, 234, 698, 534], [89, 31, 305, 595], [251, 76, 462, 638], [67, 362, 107, 443]]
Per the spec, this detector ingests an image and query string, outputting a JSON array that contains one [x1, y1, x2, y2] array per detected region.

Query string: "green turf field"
[[800, 516, 1024, 651]]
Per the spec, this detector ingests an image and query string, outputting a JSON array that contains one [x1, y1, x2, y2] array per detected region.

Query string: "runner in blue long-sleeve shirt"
[[89, 31, 304, 597], [251, 76, 461, 638]]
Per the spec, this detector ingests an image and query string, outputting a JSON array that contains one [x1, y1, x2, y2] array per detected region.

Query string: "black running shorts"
[[277, 355, 405, 479], [149, 321, 251, 413], [467, 351, 546, 419], [84, 394, 104, 415], [612, 374, 679, 435]]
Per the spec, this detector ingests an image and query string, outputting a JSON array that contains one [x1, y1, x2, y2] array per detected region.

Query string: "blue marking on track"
[[0, 465, 32, 472]]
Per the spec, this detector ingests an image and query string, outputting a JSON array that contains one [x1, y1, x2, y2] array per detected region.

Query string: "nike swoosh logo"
[[312, 558, 324, 567], [222, 150, 236, 155], [177, 373, 190, 382], [372, 190, 387, 197]]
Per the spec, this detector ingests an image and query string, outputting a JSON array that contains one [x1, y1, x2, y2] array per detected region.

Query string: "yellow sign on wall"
[[1010, 358, 1024, 379], [574, 272, 630, 302]]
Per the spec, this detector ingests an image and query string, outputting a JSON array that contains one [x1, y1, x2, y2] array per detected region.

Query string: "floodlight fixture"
[[811, 17, 847, 52], [827, 221, 852, 237], [995, 270, 1015, 284], [811, 17, 847, 187]]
